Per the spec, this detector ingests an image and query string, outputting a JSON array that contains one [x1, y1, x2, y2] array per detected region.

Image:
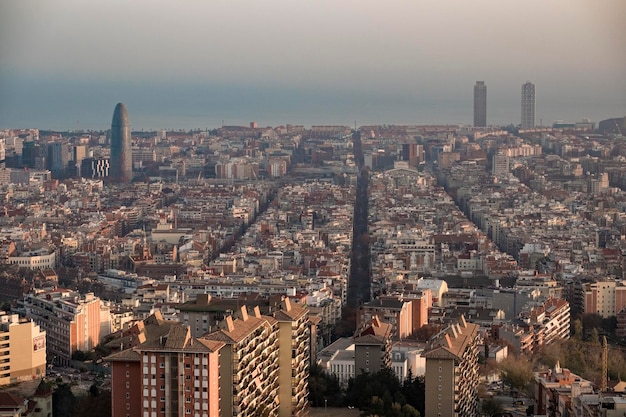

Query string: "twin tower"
[[110, 103, 132, 183]]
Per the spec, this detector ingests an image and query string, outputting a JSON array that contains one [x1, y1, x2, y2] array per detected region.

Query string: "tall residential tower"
[[110, 102, 132, 183], [473, 81, 487, 127], [521, 81, 536, 129]]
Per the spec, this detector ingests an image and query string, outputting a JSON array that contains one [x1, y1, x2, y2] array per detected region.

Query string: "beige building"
[[0, 312, 46, 386], [584, 279, 626, 318], [274, 298, 311, 417], [423, 316, 480, 417], [203, 306, 280, 417]]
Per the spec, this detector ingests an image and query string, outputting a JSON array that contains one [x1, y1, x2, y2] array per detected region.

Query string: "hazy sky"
[[1, 0, 625, 130]]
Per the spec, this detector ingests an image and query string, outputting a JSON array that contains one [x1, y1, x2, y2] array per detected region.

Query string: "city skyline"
[[0, 0, 624, 130]]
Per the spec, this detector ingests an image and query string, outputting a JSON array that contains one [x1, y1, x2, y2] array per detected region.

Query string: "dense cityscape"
[[0, 79, 625, 417]]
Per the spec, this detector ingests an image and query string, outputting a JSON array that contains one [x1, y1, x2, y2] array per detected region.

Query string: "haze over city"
[[1, 0, 625, 130]]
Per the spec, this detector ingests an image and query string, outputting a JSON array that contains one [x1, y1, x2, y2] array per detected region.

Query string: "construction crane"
[[602, 335, 608, 392]]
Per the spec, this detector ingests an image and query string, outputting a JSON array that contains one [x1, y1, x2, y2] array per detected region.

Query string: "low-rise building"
[[534, 362, 594, 417]]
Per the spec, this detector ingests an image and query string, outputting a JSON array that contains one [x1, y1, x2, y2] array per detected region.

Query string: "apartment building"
[[584, 279, 626, 318], [274, 298, 311, 417], [357, 297, 413, 339], [0, 312, 46, 386], [424, 316, 481, 417], [526, 297, 570, 347], [535, 362, 593, 416], [354, 316, 392, 376], [19, 290, 104, 366], [107, 302, 315, 417], [203, 306, 280, 417], [106, 314, 223, 417]]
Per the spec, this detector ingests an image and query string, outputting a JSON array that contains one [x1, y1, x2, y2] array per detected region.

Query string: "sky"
[[1, 0, 625, 130]]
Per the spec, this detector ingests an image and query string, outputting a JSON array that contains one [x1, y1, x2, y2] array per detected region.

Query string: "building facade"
[[474, 81, 487, 127], [110, 102, 133, 183], [354, 316, 392, 376], [274, 298, 311, 417], [521, 81, 536, 129], [19, 290, 104, 366], [424, 316, 480, 417], [107, 303, 315, 417], [0, 312, 46, 386], [203, 306, 280, 417]]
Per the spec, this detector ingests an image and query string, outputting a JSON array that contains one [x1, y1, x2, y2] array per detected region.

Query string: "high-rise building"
[[18, 290, 105, 366], [521, 81, 536, 129], [47, 142, 70, 178], [274, 298, 312, 417], [354, 316, 392, 376], [110, 102, 132, 183], [424, 316, 480, 417], [473, 81, 487, 127], [107, 303, 316, 417], [105, 313, 223, 417]]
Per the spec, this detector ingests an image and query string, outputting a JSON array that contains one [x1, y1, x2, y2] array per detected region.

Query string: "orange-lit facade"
[[19, 290, 103, 366], [107, 324, 223, 417]]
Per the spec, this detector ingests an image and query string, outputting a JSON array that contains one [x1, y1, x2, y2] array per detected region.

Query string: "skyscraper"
[[521, 81, 536, 129], [473, 81, 487, 127], [110, 102, 132, 183]]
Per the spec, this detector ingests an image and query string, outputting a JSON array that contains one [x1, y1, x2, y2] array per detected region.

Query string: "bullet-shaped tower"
[[110, 103, 132, 183]]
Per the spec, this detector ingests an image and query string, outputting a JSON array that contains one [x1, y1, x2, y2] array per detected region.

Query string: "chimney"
[[451, 324, 458, 339], [445, 334, 452, 348], [283, 297, 292, 312], [253, 306, 261, 318], [226, 316, 235, 332], [241, 305, 249, 322], [460, 314, 467, 328]]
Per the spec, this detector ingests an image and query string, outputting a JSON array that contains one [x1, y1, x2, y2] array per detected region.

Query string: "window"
[[126, 393, 130, 399], [126, 371, 130, 377]]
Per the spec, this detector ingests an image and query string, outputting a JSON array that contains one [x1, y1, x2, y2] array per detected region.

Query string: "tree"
[[481, 398, 504, 417], [308, 363, 343, 407], [572, 319, 583, 340], [498, 356, 534, 392], [52, 383, 77, 417]]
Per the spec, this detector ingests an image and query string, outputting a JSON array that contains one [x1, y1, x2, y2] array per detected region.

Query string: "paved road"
[[309, 407, 360, 417]]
